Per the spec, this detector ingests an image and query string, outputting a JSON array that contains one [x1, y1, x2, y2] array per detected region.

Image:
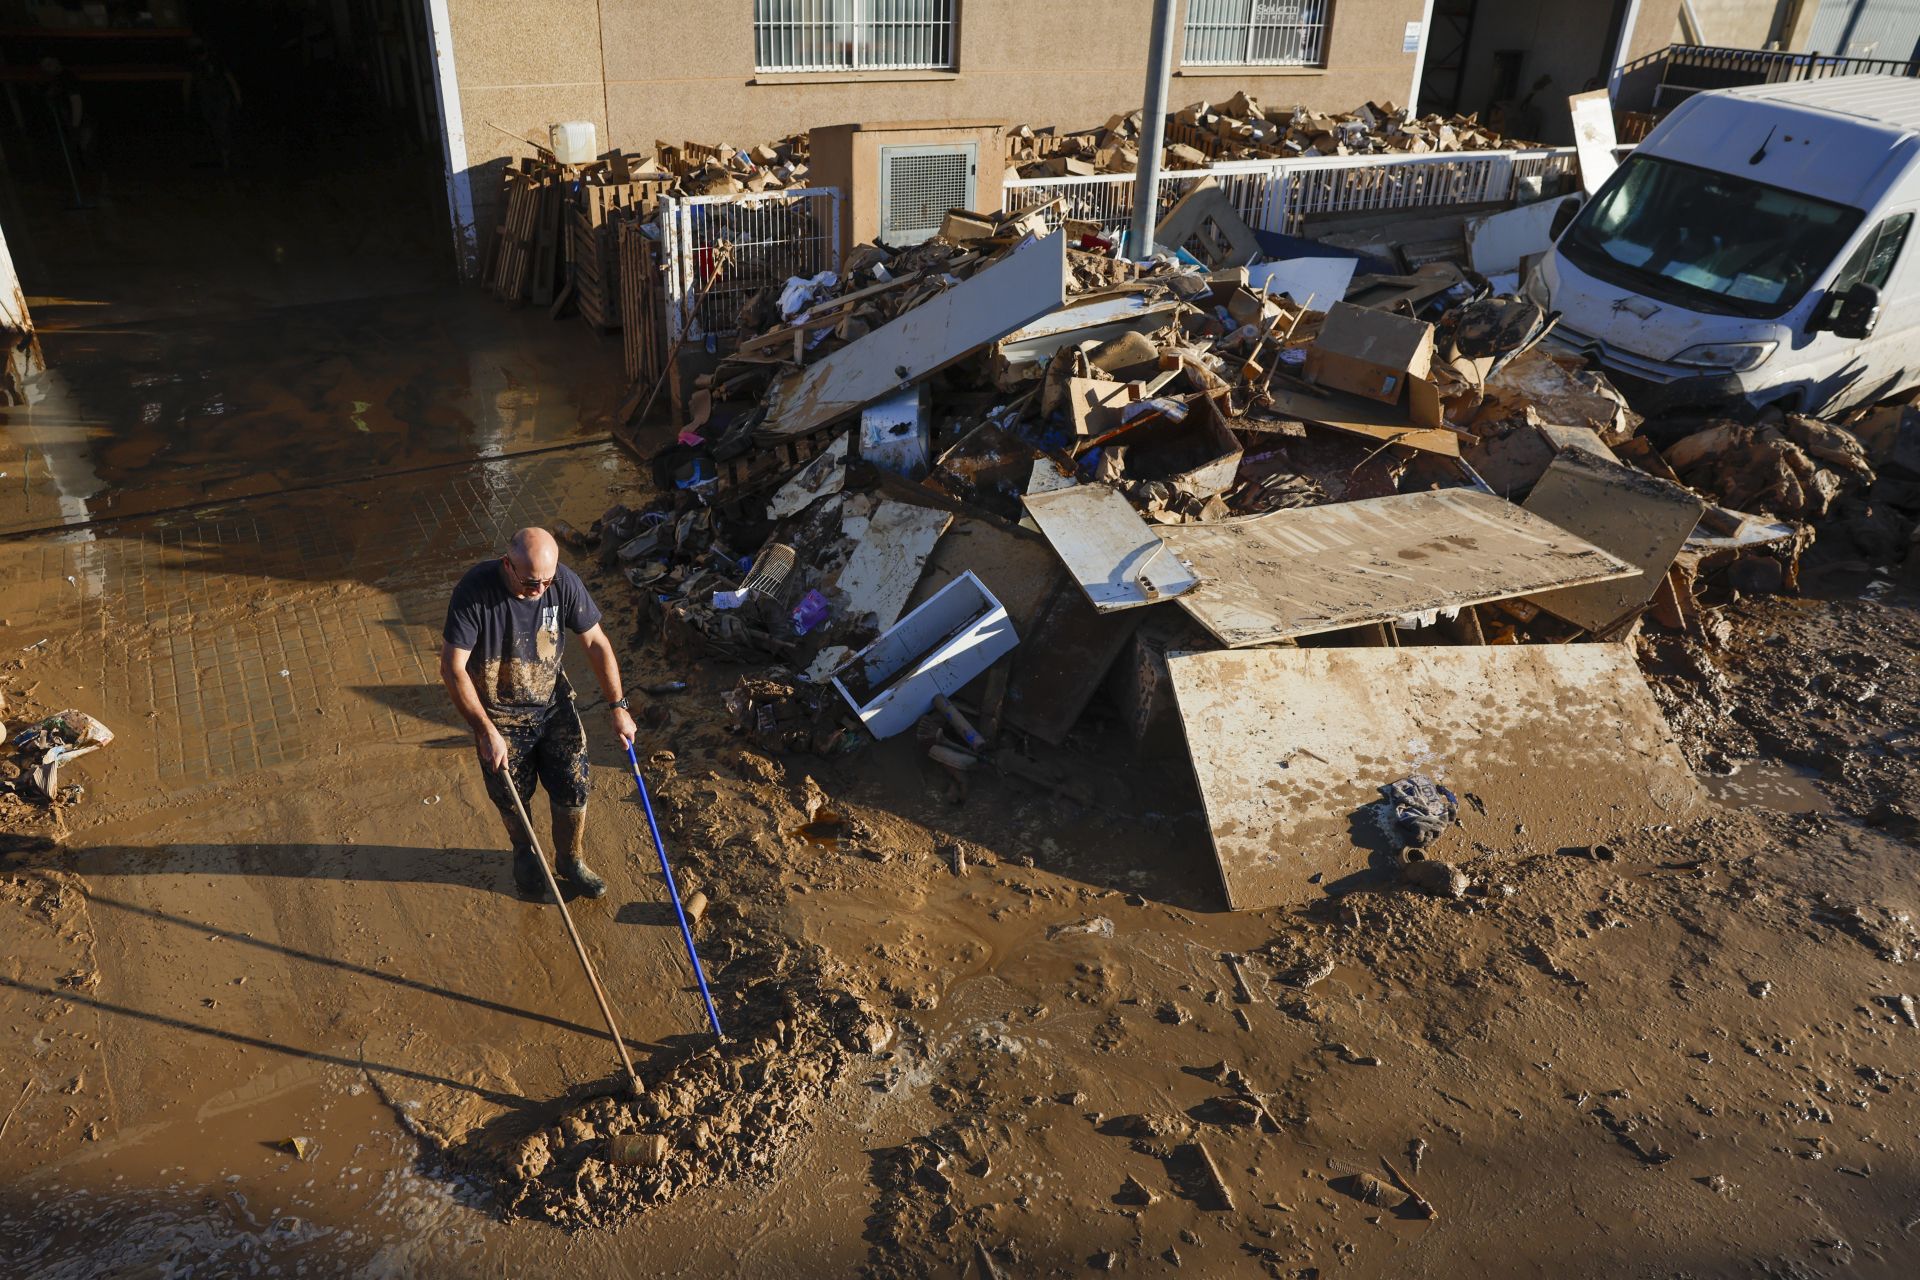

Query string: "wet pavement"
[[0, 279, 725, 1275]]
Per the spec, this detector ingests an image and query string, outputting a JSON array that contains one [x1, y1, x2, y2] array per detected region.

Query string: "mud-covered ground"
[[2, 275, 1918, 1276]]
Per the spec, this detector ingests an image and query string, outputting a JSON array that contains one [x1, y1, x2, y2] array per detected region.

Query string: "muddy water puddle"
[[2, 1068, 482, 1277], [1701, 760, 1831, 813]]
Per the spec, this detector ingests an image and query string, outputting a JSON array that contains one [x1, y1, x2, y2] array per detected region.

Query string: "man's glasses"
[[503, 558, 555, 590]]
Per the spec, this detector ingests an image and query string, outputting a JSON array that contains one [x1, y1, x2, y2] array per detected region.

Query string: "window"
[[1183, 0, 1330, 67], [1560, 155, 1863, 319], [754, 0, 955, 73], [1826, 212, 1912, 302]]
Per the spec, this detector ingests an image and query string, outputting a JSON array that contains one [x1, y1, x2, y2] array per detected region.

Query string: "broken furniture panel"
[[832, 570, 1018, 740], [859, 384, 932, 478], [1245, 256, 1358, 310], [1568, 89, 1620, 196], [760, 231, 1070, 441], [1465, 196, 1585, 277], [1522, 451, 1704, 633], [1021, 483, 1199, 611], [827, 499, 954, 633], [1162, 489, 1636, 647], [1167, 646, 1707, 909], [994, 294, 1184, 374], [1264, 387, 1461, 457], [1003, 579, 1144, 745], [1154, 181, 1262, 268]]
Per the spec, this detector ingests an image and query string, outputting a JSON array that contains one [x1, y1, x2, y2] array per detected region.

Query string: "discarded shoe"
[[559, 855, 608, 899]]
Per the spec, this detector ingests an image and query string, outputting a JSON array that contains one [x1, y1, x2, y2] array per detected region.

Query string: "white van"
[[1534, 75, 1920, 417]]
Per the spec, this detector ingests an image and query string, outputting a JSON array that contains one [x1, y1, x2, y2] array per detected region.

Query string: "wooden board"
[[1161, 488, 1636, 647], [1021, 484, 1198, 611], [1167, 646, 1708, 909], [1264, 387, 1461, 457], [759, 232, 1069, 441], [1521, 451, 1703, 632]]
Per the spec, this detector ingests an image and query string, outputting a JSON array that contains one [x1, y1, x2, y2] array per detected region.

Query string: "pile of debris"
[[1010, 93, 1518, 177], [3, 707, 111, 810], [577, 185, 1908, 911]]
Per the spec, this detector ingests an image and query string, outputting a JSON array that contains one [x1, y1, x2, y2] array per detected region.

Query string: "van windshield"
[[1561, 154, 1863, 319]]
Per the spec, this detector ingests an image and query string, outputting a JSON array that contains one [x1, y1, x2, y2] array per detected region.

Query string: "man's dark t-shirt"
[[443, 561, 602, 728]]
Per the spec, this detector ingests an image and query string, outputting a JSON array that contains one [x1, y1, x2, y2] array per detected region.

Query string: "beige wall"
[[448, 0, 1429, 227], [1676, 0, 1804, 48]]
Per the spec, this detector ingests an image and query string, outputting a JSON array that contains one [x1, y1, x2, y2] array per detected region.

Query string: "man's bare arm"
[[440, 641, 508, 769], [578, 623, 637, 749]]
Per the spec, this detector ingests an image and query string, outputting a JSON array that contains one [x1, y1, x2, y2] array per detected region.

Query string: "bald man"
[[440, 528, 638, 901]]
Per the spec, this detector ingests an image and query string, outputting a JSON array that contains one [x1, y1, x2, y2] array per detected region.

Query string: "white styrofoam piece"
[[832, 570, 1018, 739]]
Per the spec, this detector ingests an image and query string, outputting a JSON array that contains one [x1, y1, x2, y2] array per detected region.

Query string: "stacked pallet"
[[485, 161, 566, 305], [570, 175, 669, 330], [618, 215, 669, 386]]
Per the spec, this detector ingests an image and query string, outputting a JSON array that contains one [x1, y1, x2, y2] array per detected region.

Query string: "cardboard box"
[[1304, 301, 1435, 406]]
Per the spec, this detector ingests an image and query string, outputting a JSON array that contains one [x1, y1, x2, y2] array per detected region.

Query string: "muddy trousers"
[[482, 700, 592, 856]]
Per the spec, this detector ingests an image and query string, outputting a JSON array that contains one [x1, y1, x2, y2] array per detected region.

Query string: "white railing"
[[1004, 146, 1591, 243], [661, 187, 843, 347]]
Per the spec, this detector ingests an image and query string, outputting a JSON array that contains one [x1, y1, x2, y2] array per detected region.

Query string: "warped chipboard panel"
[[760, 231, 1069, 441], [1167, 646, 1708, 910], [1162, 488, 1636, 647], [1522, 451, 1704, 632]]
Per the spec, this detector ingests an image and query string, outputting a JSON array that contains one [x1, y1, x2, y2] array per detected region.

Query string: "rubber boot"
[[552, 804, 607, 899], [512, 846, 548, 901], [497, 806, 547, 901]]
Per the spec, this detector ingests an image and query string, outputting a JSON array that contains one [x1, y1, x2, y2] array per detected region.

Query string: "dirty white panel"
[[830, 500, 953, 632], [1168, 646, 1707, 910], [1245, 256, 1358, 310], [1569, 89, 1620, 196], [1162, 488, 1636, 646], [767, 435, 849, 520], [1022, 484, 1199, 611], [761, 232, 1069, 440], [1465, 196, 1583, 277], [1522, 451, 1703, 632]]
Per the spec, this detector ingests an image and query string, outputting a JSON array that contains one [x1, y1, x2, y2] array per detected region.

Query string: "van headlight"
[[1671, 341, 1777, 372], [1521, 265, 1552, 309]]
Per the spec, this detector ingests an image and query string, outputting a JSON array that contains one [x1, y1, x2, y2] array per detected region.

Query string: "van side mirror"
[[1830, 282, 1882, 340], [1548, 196, 1583, 241]]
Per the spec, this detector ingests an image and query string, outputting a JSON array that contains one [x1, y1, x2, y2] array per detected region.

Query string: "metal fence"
[[660, 188, 842, 348], [1001, 146, 1589, 242], [1653, 42, 1920, 111]]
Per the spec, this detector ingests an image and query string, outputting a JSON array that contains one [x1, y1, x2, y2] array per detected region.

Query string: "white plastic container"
[[549, 121, 598, 165]]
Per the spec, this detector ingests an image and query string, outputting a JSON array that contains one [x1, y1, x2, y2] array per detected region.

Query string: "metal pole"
[[625, 743, 725, 1040], [1127, 0, 1179, 260]]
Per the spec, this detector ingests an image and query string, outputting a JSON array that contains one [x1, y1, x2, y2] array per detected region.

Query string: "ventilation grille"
[[882, 146, 973, 245]]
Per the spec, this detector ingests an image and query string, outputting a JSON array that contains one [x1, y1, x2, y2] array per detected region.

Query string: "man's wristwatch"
[[609, 697, 630, 710]]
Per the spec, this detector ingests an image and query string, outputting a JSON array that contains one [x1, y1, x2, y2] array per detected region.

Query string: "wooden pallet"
[[618, 216, 668, 385]]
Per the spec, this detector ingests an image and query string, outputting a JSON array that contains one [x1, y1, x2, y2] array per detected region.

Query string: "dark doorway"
[[0, 1, 448, 328]]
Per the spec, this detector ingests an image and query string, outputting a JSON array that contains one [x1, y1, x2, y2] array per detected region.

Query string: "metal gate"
[[660, 187, 843, 349]]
